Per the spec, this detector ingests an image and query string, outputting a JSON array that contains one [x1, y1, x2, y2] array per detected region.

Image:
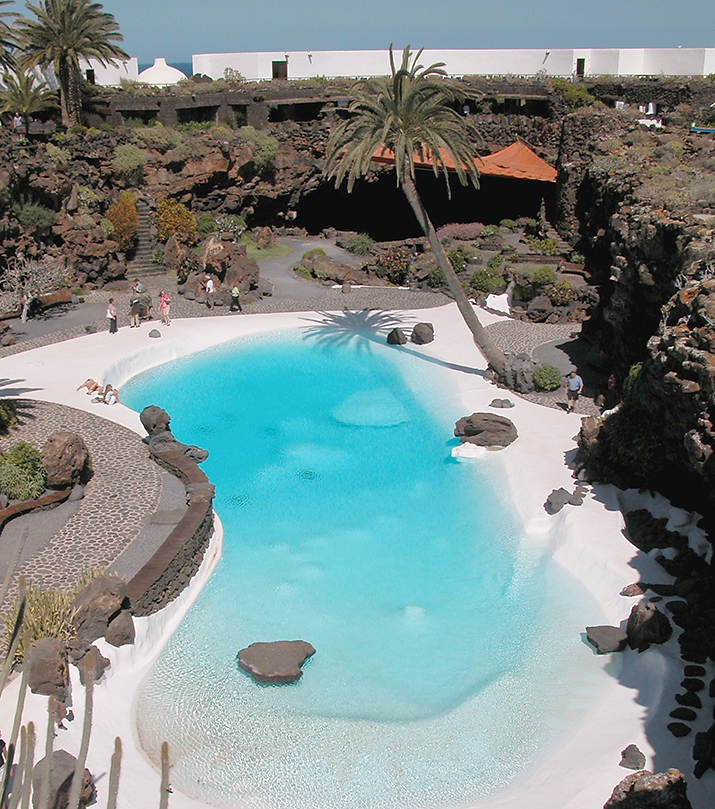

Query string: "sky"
[[6, 0, 715, 65]]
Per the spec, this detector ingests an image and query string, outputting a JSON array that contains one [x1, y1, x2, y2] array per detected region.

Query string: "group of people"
[[76, 379, 119, 406], [204, 274, 243, 312], [107, 280, 171, 333]]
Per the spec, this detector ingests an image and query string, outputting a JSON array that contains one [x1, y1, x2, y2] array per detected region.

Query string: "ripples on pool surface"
[[121, 331, 611, 809]]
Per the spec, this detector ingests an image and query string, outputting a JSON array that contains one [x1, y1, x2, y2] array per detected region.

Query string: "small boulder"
[[604, 769, 692, 809], [26, 637, 70, 701], [626, 603, 673, 651], [670, 708, 697, 722], [621, 583, 646, 597], [72, 575, 130, 644], [668, 722, 692, 738], [386, 328, 407, 345], [586, 625, 628, 654], [67, 484, 84, 502], [527, 294, 554, 322], [41, 431, 89, 488], [31, 750, 96, 809], [411, 322, 434, 345], [76, 646, 110, 686], [148, 328, 161, 338], [489, 398, 515, 409], [454, 413, 518, 448], [676, 691, 702, 709], [620, 744, 646, 770], [104, 609, 135, 647], [545, 487, 572, 514], [237, 640, 315, 684]]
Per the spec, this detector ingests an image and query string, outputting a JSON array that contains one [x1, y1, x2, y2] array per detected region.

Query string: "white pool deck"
[[0, 302, 713, 809]]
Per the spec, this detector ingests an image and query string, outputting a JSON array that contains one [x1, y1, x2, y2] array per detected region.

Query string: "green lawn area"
[[241, 236, 293, 260]]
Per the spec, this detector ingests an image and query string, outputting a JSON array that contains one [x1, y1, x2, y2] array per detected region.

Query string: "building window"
[[85, 68, 95, 84], [272, 61, 288, 80]]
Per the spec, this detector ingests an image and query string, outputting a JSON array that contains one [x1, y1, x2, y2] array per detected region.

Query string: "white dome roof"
[[137, 58, 187, 86]]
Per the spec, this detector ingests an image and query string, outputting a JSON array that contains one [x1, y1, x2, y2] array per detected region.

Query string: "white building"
[[79, 56, 139, 86], [192, 47, 715, 82]]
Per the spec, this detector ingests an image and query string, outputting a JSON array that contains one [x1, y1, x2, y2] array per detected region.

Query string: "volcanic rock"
[[26, 637, 70, 701], [620, 744, 646, 770], [626, 603, 673, 651], [72, 575, 130, 644], [237, 640, 315, 684], [140, 405, 209, 463], [501, 352, 535, 393], [586, 625, 628, 654], [32, 750, 96, 809], [411, 322, 434, 344], [41, 431, 89, 488], [386, 328, 407, 345], [604, 768, 692, 809], [454, 413, 518, 448]]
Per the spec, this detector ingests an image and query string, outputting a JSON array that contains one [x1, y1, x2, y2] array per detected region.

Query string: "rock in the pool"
[[237, 640, 315, 684]]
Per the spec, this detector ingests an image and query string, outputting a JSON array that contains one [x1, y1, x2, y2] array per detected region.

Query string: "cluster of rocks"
[[168, 231, 264, 307], [386, 322, 434, 346], [544, 481, 589, 514]]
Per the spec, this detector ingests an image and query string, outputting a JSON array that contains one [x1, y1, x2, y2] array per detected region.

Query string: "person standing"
[[205, 275, 215, 310], [566, 369, 584, 412], [107, 297, 117, 334], [129, 280, 141, 327], [159, 290, 171, 326], [230, 285, 242, 312]]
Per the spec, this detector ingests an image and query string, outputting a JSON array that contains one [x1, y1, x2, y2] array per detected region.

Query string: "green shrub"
[[499, 218, 517, 230], [0, 441, 46, 501], [13, 200, 56, 232], [486, 254, 503, 270], [133, 123, 183, 152], [375, 246, 411, 286], [524, 218, 539, 236], [528, 237, 559, 256], [545, 280, 576, 306], [76, 185, 99, 211], [470, 267, 504, 294], [551, 77, 597, 112], [1, 568, 104, 666], [533, 364, 563, 391], [100, 216, 114, 236], [296, 265, 313, 280], [177, 120, 215, 134], [106, 191, 138, 251], [196, 212, 217, 238], [448, 248, 467, 272], [532, 265, 557, 286], [214, 213, 246, 237], [45, 142, 69, 165], [427, 267, 447, 288], [111, 143, 147, 182], [239, 126, 279, 171], [303, 248, 325, 259], [151, 246, 165, 265], [156, 198, 197, 243], [0, 399, 17, 432], [481, 224, 498, 237], [345, 232, 374, 256]]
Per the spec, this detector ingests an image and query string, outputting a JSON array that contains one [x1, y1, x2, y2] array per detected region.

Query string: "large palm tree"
[[324, 45, 506, 377], [0, 69, 57, 136], [16, 0, 128, 128]]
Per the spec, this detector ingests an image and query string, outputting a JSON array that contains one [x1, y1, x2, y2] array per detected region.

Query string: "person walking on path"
[[129, 280, 141, 327], [230, 285, 242, 312], [566, 369, 584, 412], [159, 290, 171, 326], [205, 275, 215, 310], [107, 297, 117, 334]]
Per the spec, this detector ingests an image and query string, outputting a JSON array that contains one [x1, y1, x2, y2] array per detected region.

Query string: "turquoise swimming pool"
[[121, 331, 610, 809]]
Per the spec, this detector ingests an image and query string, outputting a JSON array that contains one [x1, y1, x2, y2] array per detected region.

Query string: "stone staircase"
[[127, 199, 162, 278]]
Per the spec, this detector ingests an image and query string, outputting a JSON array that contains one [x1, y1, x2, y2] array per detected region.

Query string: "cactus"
[[67, 655, 94, 809], [37, 697, 56, 809], [106, 737, 122, 809], [159, 741, 170, 809], [20, 722, 35, 809], [0, 527, 28, 610], [8, 653, 29, 755], [7, 725, 27, 809], [0, 577, 26, 695]]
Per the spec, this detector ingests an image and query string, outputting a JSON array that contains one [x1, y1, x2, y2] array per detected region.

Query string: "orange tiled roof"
[[371, 140, 557, 183]]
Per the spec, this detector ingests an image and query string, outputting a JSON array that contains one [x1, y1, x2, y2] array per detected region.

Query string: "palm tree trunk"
[[58, 58, 82, 128], [400, 172, 506, 376]]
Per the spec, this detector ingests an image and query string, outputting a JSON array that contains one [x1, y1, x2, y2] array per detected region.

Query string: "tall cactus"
[[159, 741, 170, 809], [67, 654, 94, 809], [20, 722, 35, 809], [0, 576, 27, 696], [37, 696, 56, 809], [0, 527, 28, 610], [7, 725, 27, 809], [106, 737, 122, 809]]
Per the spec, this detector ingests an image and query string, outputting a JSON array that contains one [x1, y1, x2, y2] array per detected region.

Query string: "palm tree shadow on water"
[[299, 310, 486, 377]]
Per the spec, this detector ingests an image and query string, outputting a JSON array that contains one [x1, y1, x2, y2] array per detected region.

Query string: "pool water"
[[121, 331, 611, 809]]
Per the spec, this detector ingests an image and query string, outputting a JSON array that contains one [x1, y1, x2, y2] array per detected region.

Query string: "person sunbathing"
[[77, 378, 102, 395]]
